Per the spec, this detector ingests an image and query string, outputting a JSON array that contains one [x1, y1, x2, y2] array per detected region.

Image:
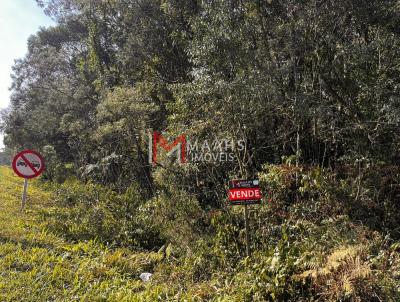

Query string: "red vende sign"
[[228, 179, 262, 205], [229, 187, 261, 201]]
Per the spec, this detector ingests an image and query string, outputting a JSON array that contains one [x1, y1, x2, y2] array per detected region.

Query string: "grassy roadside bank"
[[0, 166, 157, 301], [0, 166, 399, 301]]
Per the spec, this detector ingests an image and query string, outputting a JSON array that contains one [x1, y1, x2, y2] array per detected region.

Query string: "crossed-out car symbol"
[[17, 160, 40, 168]]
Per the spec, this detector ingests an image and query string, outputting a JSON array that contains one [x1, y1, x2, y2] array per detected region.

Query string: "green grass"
[[0, 167, 226, 301], [1, 166, 399, 301], [0, 166, 159, 301]]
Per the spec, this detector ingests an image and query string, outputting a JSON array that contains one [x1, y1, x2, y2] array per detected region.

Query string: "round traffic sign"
[[12, 150, 45, 179]]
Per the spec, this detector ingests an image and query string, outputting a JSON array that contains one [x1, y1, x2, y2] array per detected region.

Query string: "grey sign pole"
[[244, 204, 250, 257], [21, 179, 28, 211]]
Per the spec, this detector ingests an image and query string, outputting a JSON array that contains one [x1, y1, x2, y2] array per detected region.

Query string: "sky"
[[0, 0, 55, 149]]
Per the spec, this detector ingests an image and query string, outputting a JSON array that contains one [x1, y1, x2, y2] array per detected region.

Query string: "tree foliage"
[[1, 1, 400, 300]]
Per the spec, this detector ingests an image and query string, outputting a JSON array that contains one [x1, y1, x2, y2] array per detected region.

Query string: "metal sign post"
[[21, 179, 28, 211], [244, 204, 250, 257]]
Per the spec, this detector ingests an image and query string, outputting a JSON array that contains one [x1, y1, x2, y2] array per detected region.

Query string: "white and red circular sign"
[[12, 150, 45, 179]]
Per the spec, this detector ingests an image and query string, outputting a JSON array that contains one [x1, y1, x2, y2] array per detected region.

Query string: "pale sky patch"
[[0, 0, 54, 149]]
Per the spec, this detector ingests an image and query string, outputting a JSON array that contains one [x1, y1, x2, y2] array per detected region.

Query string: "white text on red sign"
[[229, 188, 262, 201]]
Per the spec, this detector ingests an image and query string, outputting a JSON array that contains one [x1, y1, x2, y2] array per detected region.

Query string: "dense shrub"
[[39, 180, 163, 250], [34, 163, 400, 301], [259, 162, 400, 237]]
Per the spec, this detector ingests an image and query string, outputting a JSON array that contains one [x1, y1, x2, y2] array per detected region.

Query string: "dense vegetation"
[[0, 0, 400, 300], [0, 166, 399, 301], [0, 149, 11, 166]]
